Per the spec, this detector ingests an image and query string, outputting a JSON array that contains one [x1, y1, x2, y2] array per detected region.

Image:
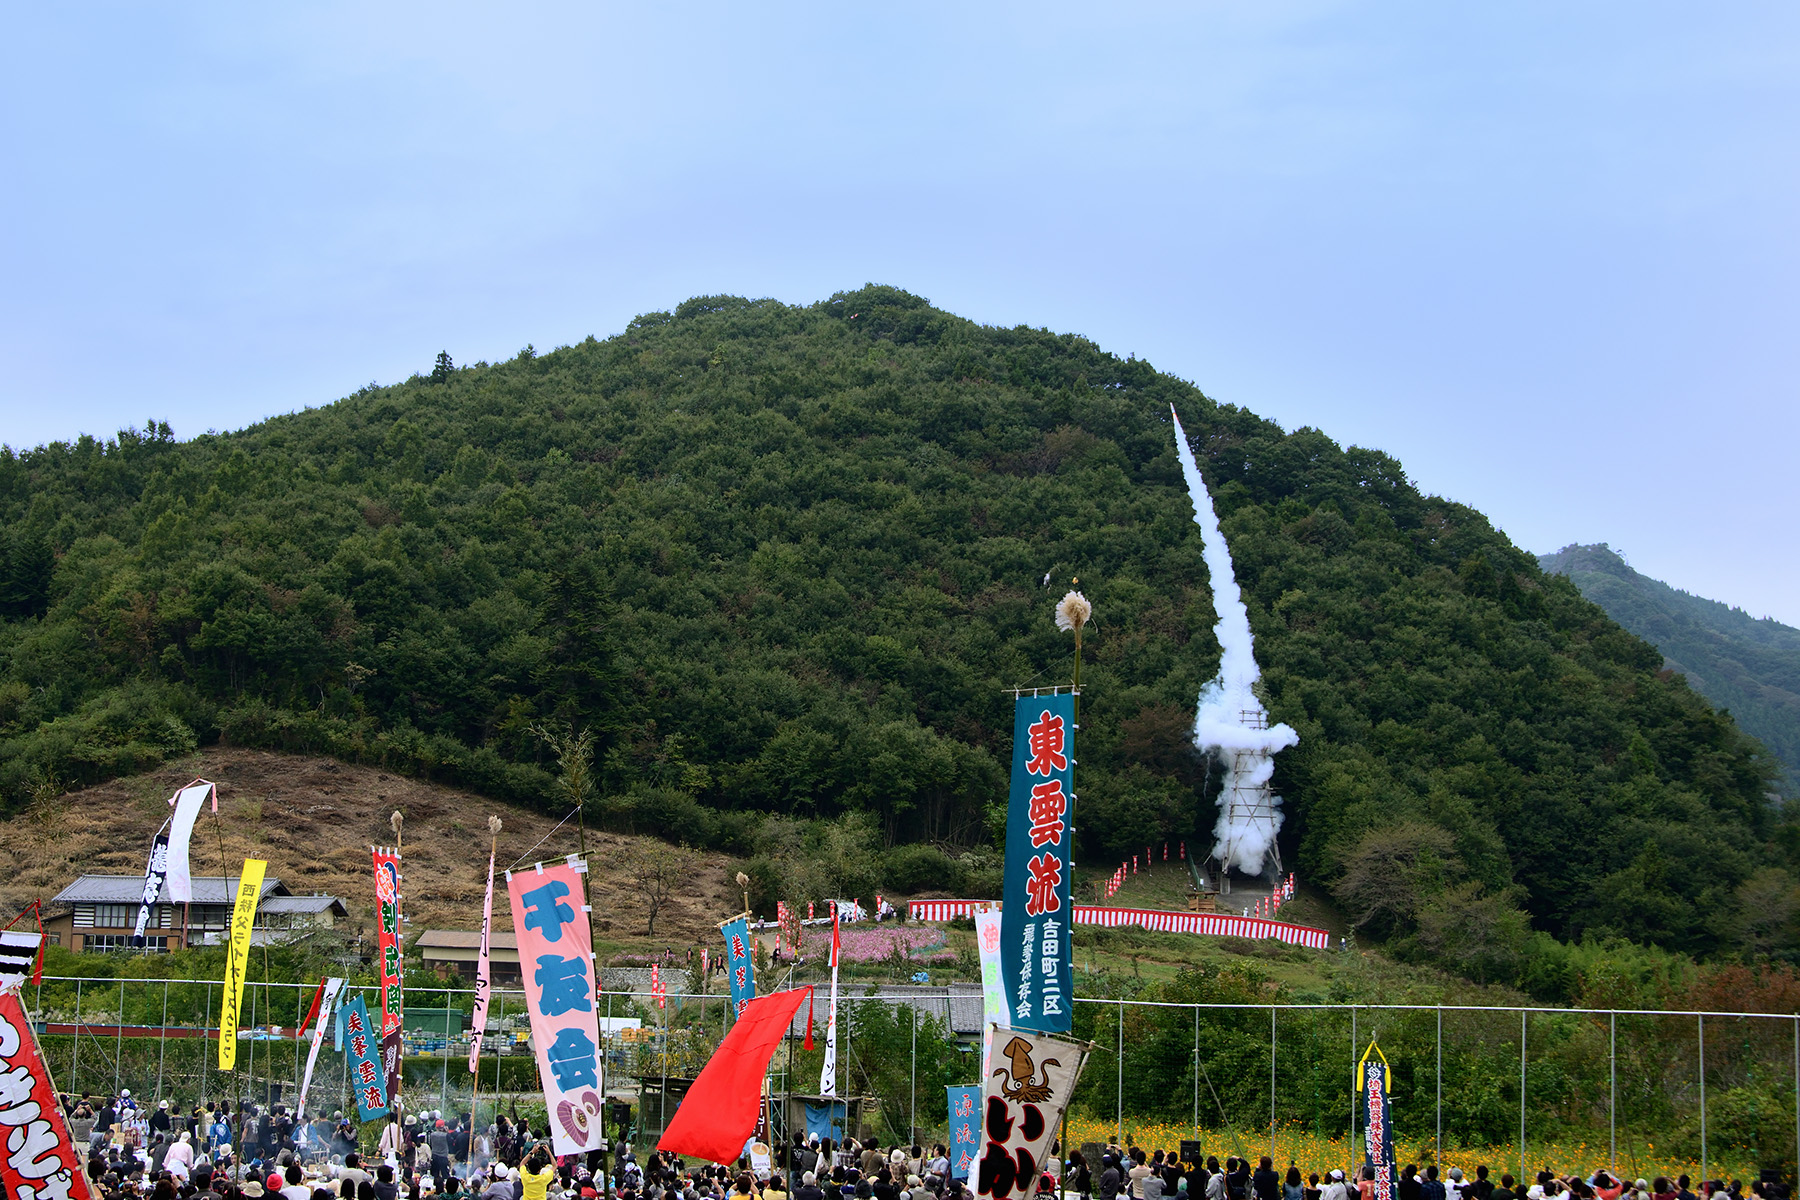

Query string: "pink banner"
[[506, 857, 604, 1157]]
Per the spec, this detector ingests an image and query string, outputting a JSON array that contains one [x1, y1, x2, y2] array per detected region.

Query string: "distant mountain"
[[1539, 544, 1800, 784]]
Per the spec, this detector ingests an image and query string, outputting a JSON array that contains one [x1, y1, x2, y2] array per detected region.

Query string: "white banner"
[[973, 907, 1006, 1064], [468, 844, 496, 1073], [818, 905, 840, 1096], [296, 978, 345, 1116], [974, 1027, 1088, 1200], [164, 782, 213, 902]]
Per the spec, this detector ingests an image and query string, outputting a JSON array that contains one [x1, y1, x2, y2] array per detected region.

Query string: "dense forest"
[[1, 285, 1792, 980], [1542, 542, 1800, 784]]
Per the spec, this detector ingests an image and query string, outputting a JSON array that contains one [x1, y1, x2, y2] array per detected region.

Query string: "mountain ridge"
[[1539, 542, 1800, 784], [0, 285, 1789, 971]]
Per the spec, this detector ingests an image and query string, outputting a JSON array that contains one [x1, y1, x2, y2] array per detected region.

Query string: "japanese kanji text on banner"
[[721, 916, 756, 1020], [946, 1085, 982, 1180], [0, 986, 97, 1200], [341, 993, 390, 1121], [999, 693, 1074, 1032], [974, 1026, 1088, 1200], [372, 847, 405, 1103], [218, 858, 267, 1070], [1358, 1041, 1397, 1200], [508, 857, 605, 1157]]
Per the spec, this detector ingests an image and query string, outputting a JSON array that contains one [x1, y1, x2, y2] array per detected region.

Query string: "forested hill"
[[0, 286, 1789, 973], [1540, 543, 1800, 784]]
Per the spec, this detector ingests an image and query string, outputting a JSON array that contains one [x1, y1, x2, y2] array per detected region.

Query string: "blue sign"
[[999, 692, 1075, 1033], [947, 1086, 982, 1179], [721, 917, 756, 1020], [341, 994, 390, 1120]]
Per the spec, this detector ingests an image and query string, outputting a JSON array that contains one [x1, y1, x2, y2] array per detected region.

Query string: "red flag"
[[301, 976, 329, 1032], [830, 902, 841, 967], [803, 989, 815, 1051], [657, 987, 811, 1164]]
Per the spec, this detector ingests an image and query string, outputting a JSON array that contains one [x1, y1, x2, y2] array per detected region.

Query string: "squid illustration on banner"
[[1357, 1040, 1396, 1200], [372, 847, 405, 1103], [975, 1026, 1088, 1200], [218, 859, 267, 1071], [507, 857, 605, 1157]]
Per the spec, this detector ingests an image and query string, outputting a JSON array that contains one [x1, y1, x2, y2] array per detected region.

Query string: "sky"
[[3, 3, 1797, 620]]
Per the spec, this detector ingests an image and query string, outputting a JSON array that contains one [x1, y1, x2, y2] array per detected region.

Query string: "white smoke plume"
[[1169, 406, 1299, 876]]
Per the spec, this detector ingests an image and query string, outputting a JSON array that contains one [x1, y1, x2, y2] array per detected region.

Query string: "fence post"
[[1349, 1006, 1357, 1184], [1792, 1017, 1798, 1182], [70, 978, 82, 1097], [115, 978, 125, 1095], [441, 987, 451, 1110], [910, 1002, 917, 1144], [1435, 1006, 1441, 1167], [1193, 1006, 1200, 1138], [1116, 1000, 1124, 1145], [1699, 1014, 1707, 1188], [1269, 1006, 1276, 1161], [157, 981, 169, 1100], [1519, 1010, 1527, 1189], [1609, 1011, 1616, 1175], [202, 982, 212, 1107]]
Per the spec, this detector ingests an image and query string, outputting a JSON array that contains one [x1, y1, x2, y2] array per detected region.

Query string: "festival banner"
[[0, 984, 97, 1200], [372, 847, 405, 1103], [818, 905, 839, 1096], [218, 858, 267, 1070], [508, 857, 605, 1157], [468, 840, 497, 1074], [297, 977, 345, 1117], [131, 830, 170, 942], [650, 964, 666, 1009], [163, 780, 214, 902], [975, 1027, 1089, 1200], [999, 693, 1075, 1033], [1357, 1040, 1396, 1200], [973, 906, 1006, 1063], [341, 994, 390, 1121], [947, 1085, 982, 1180], [721, 915, 756, 1020]]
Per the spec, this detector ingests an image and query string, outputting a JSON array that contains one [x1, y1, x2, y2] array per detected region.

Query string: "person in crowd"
[[1283, 1168, 1305, 1200]]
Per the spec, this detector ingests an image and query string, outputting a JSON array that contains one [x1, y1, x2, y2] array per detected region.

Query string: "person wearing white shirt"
[[1320, 1171, 1351, 1200]]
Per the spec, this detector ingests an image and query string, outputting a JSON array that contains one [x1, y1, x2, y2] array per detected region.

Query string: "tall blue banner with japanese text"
[[1357, 1041, 1396, 1200], [341, 994, 389, 1121], [722, 916, 756, 1020], [999, 692, 1074, 1033], [947, 1085, 982, 1179]]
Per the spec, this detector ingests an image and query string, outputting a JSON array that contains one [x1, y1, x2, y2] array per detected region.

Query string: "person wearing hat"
[[245, 1182, 268, 1199], [1320, 1172, 1349, 1200]]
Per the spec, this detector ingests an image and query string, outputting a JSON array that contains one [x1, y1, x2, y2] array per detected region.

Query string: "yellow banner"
[[218, 858, 267, 1070]]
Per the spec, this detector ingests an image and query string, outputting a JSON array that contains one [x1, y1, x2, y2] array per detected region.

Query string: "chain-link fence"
[[27, 977, 1800, 1185]]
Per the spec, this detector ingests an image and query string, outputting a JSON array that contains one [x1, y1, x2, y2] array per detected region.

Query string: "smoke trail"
[[1169, 406, 1299, 876]]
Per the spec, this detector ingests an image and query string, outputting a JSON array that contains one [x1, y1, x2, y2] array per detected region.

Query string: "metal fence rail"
[[23, 976, 1800, 1183]]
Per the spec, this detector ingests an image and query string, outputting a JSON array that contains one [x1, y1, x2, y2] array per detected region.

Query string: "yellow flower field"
[[1059, 1117, 1768, 1185]]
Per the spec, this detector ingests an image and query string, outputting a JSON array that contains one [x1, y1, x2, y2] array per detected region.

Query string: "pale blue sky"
[[3, 3, 1797, 620]]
